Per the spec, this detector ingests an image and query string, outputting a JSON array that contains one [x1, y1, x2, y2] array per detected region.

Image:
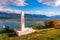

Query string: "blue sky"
[[0, 0, 60, 16]]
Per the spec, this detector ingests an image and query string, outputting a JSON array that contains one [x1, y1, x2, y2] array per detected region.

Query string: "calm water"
[[0, 20, 44, 30]]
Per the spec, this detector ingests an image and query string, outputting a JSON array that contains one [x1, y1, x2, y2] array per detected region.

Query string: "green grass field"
[[0, 28, 60, 40]]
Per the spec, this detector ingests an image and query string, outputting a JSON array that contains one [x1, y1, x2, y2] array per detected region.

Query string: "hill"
[[0, 12, 49, 20]]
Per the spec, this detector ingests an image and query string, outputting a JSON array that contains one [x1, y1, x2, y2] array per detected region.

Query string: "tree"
[[44, 20, 59, 28]]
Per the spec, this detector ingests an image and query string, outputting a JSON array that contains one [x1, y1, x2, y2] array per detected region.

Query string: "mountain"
[[0, 12, 49, 20], [50, 15, 60, 20], [24, 14, 49, 19], [0, 12, 20, 19], [1, 11, 60, 20]]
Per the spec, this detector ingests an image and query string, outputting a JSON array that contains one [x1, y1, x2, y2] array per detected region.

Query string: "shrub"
[[44, 20, 59, 28], [31, 24, 46, 29], [2, 25, 14, 33]]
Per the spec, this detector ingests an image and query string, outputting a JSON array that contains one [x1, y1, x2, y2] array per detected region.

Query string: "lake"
[[0, 20, 44, 30]]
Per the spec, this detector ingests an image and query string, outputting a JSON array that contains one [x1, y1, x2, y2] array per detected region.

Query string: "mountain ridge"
[[0, 12, 49, 19], [0, 11, 60, 20]]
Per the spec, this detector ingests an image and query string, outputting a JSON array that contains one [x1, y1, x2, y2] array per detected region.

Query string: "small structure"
[[3, 25, 6, 29], [14, 11, 35, 36]]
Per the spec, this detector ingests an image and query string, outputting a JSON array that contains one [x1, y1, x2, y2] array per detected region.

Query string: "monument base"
[[14, 28, 35, 36]]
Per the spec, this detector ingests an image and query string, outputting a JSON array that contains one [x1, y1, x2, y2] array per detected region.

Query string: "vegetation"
[[0, 20, 60, 40], [44, 20, 59, 28], [30, 24, 46, 29], [0, 28, 60, 40], [28, 20, 60, 29], [2, 25, 14, 33]]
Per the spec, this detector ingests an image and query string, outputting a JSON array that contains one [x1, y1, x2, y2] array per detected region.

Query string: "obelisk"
[[20, 11, 25, 31]]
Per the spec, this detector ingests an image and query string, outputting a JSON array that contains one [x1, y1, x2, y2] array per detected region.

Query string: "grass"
[[0, 28, 60, 40]]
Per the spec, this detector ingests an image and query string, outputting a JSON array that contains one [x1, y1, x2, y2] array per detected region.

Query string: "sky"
[[0, 0, 60, 16]]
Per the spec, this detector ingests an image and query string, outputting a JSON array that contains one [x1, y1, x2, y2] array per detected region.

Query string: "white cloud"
[[25, 11, 60, 16], [25, 11, 42, 14], [0, 0, 27, 7], [34, 11, 42, 14], [9, 0, 27, 6], [37, 0, 60, 6], [33, 11, 58, 16], [42, 12, 60, 16], [44, 12, 56, 16], [0, 8, 21, 13], [0, 0, 27, 13]]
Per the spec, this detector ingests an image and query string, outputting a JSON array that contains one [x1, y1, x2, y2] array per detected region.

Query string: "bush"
[[31, 24, 46, 29], [2, 25, 14, 33], [44, 20, 59, 28], [55, 26, 60, 29]]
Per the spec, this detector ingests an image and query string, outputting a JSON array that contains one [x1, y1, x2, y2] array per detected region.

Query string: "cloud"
[[0, 8, 21, 13], [25, 11, 42, 14], [42, 12, 60, 16], [34, 11, 42, 14], [44, 12, 56, 16], [32, 11, 58, 16], [0, 0, 27, 13], [25, 11, 60, 16], [9, 0, 27, 6], [0, 0, 27, 7], [37, 0, 60, 6]]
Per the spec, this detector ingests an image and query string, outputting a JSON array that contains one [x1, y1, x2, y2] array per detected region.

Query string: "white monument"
[[20, 11, 25, 31], [14, 11, 35, 36]]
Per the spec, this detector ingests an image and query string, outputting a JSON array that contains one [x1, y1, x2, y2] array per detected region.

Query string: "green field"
[[0, 28, 60, 40]]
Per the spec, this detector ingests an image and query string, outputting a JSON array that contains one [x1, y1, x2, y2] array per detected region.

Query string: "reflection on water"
[[0, 20, 44, 30]]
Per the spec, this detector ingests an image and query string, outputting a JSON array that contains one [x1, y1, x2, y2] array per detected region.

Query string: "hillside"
[[0, 12, 49, 20], [0, 11, 60, 20]]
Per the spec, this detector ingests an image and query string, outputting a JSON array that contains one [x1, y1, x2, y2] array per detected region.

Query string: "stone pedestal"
[[14, 28, 35, 36]]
